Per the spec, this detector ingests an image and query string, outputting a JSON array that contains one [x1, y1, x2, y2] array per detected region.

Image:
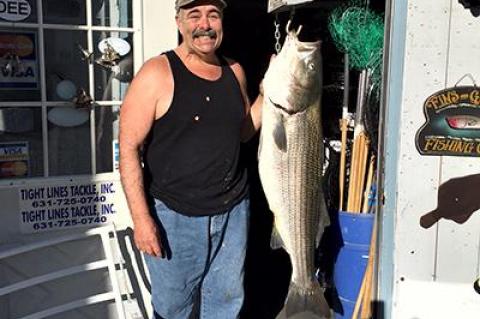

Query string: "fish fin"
[[273, 116, 287, 152], [315, 228, 323, 250], [270, 222, 285, 250], [283, 281, 331, 318], [316, 189, 330, 248]]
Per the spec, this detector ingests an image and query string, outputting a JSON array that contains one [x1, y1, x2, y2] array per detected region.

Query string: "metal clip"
[[76, 43, 94, 63], [96, 41, 120, 68], [72, 88, 93, 109]]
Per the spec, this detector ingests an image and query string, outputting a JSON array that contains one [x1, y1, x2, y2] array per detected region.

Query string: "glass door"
[[0, 0, 141, 181]]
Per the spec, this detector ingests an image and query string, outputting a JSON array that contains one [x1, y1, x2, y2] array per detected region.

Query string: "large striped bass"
[[258, 27, 331, 318]]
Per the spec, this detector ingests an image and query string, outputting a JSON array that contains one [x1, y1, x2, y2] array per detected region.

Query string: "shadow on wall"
[[420, 173, 480, 229]]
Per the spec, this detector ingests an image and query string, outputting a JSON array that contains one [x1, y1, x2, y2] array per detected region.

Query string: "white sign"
[[268, 0, 314, 12], [0, 0, 31, 22], [19, 181, 119, 233]]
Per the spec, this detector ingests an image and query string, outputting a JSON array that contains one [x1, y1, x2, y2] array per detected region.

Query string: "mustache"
[[192, 29, 217, 38]]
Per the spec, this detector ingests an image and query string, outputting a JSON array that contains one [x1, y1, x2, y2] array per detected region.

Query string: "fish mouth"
[[269, 98, 304, 115]]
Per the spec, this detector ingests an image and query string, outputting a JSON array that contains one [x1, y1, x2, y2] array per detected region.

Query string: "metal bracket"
[[268, 0, 314, 13]]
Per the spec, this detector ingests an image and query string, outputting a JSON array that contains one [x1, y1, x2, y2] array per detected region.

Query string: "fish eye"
[[307, 63, 315, 71]]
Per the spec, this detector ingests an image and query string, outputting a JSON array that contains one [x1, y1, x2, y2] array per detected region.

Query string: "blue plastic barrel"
[[334, 211, 374, 319]]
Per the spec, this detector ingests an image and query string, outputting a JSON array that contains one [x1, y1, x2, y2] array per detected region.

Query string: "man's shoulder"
[[131, 54, 172, 87], [222, 56, 241, 69], [141, 54, 170, 75], [222, 56, 246, 83]]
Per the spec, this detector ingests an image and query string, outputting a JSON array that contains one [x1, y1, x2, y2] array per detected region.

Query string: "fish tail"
[[284, 281, 331, 318]]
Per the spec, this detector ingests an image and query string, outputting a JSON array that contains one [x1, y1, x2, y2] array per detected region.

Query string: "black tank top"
[[143, 50, 248, 216]]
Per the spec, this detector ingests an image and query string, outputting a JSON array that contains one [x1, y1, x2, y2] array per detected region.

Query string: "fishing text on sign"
[[19, 182, 118, 233]]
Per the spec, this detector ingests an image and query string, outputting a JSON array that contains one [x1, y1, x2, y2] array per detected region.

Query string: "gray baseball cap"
[[175, 0, 227, 11]]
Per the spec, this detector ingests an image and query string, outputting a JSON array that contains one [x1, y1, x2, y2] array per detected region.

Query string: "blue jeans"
[[144, 198, 250, 319]]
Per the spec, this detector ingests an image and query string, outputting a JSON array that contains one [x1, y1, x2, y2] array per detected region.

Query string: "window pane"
[[95, 105, 119, 173], [48, 106, 91, 176], [43, 0, 86, 25], [0, 107, 43, 178], [92, 0, 132, 27], [44, 30, 89, 102], [0, 28, 41, 101], [0, 0, 37, 23], [93, 32, 133, 101]]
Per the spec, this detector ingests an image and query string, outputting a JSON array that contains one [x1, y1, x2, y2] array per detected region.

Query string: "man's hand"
[[133, 216, 164, 258]]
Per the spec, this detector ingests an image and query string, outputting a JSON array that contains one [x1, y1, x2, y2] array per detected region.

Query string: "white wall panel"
[[435, 4, 480, 283], [142, 0, 178, 60], [391, 0, 480, 318], [393, 0, 449, 290], [397, 280, 480, 318]]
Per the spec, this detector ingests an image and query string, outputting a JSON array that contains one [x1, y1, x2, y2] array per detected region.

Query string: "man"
[[119, 0, 262, 318]]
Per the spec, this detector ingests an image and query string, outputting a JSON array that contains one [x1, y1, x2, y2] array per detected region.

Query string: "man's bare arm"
[[229, 61, 263, 142], [242, 92, 263, 142], [119, 57, 171, 257]]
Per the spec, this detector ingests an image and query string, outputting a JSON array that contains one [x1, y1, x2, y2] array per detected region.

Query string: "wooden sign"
[[416, 85, 480, 156]]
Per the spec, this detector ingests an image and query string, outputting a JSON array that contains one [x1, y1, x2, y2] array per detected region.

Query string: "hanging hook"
[[296, 25, 303, 37], [286, 20, 291, 33], [454, 73, 478, 87], [285, 20, 302, 37]]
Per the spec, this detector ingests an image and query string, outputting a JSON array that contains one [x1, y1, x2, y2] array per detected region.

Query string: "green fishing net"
[[328, 3, 384, 85], [329, 1, 384, 152]]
